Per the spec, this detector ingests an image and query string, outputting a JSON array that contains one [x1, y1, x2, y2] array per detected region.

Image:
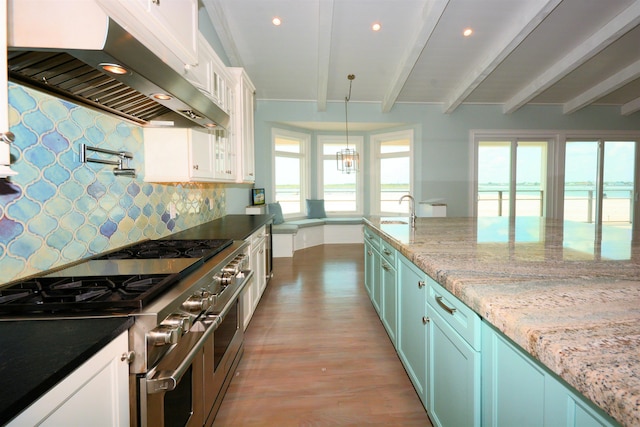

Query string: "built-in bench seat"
[[272, 217, 364, 257]]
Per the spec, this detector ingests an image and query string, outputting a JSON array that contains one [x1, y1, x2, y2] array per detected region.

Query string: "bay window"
[[272, 128, 309, 217], [318, 135, 363, 214], [371, 130, 413, 215]]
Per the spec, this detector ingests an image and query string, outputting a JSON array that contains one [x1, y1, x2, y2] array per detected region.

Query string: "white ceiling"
[[203, 0, 640, 119]]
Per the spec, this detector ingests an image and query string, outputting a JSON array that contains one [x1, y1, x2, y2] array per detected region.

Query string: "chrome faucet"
[[399, 194, 416, 228]]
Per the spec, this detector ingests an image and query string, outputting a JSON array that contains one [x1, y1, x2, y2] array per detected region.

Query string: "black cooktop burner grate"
[[0, 274, 180, 314], [92, 239, 233, 261]]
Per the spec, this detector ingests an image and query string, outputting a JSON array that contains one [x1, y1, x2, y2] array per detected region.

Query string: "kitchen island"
[[364, 216, 639, 427]]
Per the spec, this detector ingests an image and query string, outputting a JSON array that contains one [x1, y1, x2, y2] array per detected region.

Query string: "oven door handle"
[[146, 324, 213, 394], [145, 270, 253, 394]]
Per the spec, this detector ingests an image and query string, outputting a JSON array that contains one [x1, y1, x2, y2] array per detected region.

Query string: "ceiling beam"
[[381, 0, 449, 113], [563, 59, 640, 114], [443, 0, 562, 114], [316, 0, 334, 112], [202, 0, 244, 67], [621, 96, 640, 115], [503, 0, 640, 114]]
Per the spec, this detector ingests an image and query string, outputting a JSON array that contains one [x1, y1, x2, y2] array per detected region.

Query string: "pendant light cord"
[[345, 74, 355, 150]]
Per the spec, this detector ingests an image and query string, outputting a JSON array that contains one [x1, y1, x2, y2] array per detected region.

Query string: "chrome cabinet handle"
[[367, 250, 372, 256], [1, 131, 14, 144], [436, 296, 457, 315], [418, 280, 425, 289], [382, 263, 390, 271], [121, 351, 135, 364], [193, 164, 199, 170], [383, 249, 392, 256], [422, 316, 430, 325]]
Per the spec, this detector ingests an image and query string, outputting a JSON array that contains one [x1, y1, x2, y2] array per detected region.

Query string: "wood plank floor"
[[213, 244, 432, 426]]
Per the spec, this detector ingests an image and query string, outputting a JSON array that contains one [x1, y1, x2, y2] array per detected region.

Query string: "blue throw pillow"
[[306, 199, 326, 219], [267, 202, 285, 224]]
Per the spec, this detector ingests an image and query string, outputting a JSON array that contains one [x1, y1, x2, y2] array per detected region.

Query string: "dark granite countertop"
[[0, 316, 133, 425], [0, 215, 271, 424], [163, 214, 273, 241]]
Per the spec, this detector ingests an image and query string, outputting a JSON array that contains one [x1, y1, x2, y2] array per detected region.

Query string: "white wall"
[[253, 101, 640, 217]]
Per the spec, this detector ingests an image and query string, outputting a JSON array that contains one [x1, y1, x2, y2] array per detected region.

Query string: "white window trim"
[[370, 129, 414, 216], [271, 127, 311, 217], [316, 134, 364, 215]]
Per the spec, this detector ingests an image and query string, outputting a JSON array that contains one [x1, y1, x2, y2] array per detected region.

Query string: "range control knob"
[[147, 324, 182, 346], [222, 261, 240, 275], [219, 272, 234, 286], [181, 292, 214, 313], [161, 313, 192, 333]]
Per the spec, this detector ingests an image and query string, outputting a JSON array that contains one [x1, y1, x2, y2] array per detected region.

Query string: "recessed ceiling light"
[[372, 22, 381, 32], [463, 28, 473, 37], [99, 63, 129, 75], [272, 16, 281, 26], [205, 123, 217, 128], [152, 93, 172, 101]]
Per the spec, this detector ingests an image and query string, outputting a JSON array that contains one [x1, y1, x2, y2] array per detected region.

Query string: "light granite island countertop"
[[364, 216, 640, 427]]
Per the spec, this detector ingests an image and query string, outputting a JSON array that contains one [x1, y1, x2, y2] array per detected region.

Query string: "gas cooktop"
[[91, 238, 233, 261], [0, 274, 180, 314], [0, 239, 235, 315]]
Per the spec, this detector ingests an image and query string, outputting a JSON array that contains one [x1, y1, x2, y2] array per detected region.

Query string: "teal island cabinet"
[[380, 238, 398, 345], [397, 253, 428, 407], [363, 227, 381, 313], [362, 220, 626, 427], [482, 321, 620, 427], [427, 279, 481, 427]]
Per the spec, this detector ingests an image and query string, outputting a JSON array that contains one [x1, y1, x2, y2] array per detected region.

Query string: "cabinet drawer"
[[251, 225, 267, 245], [363, 227, 380, 251], [379, 239, 396, 266], [428, 279, 481, 350]]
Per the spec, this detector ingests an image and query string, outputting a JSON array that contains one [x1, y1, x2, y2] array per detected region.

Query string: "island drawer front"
[[379, 240, 396, 266], [427, 279, 481, 350], [363, 227, 380, 251]]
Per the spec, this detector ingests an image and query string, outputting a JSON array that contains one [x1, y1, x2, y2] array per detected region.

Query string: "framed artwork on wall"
[[251, 188, 265, 205]]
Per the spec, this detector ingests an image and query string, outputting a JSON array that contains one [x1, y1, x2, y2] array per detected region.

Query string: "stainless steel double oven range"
[[0, 238, 253, 427]]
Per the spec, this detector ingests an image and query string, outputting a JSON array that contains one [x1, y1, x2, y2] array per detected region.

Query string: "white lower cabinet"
[[241, 225, 267, 330], [8, 332, 129, 427]]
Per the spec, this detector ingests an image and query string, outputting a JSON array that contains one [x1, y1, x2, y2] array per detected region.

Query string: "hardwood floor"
[[213, 244, 432, 426]]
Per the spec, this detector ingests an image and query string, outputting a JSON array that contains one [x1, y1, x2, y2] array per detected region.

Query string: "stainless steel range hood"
[[7, 2, 230, 130]]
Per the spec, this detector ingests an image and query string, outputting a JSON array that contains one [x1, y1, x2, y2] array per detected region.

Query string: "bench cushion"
[[272, 224, 299, 234], [323, 217, 363, 225], [287, 218, 326, 228], [272, 217, 363, 235]]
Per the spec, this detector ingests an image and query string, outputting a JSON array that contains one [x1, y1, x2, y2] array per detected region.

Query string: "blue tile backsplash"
[[0, 84, 226, 285]]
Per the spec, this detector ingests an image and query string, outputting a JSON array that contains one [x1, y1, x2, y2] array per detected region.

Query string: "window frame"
[[471, 130, 640, 223], [370, 129, 414, 216], [316, 134, 364, 216], [475, 137, 551, 218], [271, 127, 310, 218]]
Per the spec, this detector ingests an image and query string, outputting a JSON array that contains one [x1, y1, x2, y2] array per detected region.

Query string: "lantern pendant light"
[[337, 74, 359, 174]]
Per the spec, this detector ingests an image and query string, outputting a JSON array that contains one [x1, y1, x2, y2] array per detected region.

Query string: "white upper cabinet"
[[229, 68, 256, 183], [0, 0, 16, 178], [95, 0, 198, 69], [183, 33, 233, 114], [144, 127, 215, 182]]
